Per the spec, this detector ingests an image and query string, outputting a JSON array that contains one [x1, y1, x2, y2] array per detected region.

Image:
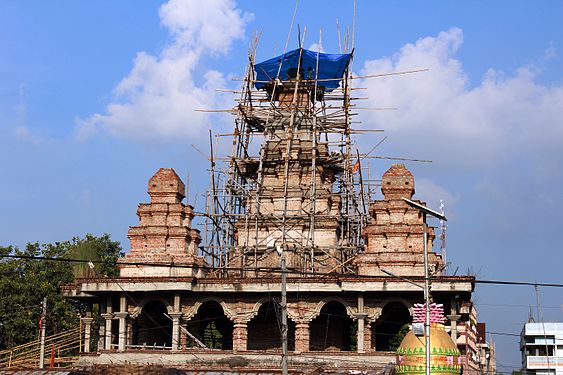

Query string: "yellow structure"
[[396, 323, 462, 375]]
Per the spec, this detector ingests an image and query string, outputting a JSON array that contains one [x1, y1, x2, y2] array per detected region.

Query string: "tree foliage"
[[389, 324, 411, 351], [0, 234, 122, 350]]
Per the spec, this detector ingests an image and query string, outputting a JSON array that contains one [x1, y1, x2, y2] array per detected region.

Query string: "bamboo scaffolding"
[[201, 37, 393, 279]]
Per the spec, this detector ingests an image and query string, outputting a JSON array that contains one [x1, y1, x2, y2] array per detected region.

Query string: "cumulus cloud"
[[358, 28, 563, 169], [13, 126, 42, 145], [76, 0, 252, 142], [308, 42, 325, 53], [357, 28, 563, 237], [415, 178, 459, 213]]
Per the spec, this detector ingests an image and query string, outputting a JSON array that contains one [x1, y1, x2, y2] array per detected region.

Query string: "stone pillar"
[[169, 313, 183, 350], [102, 296, 113, 350], [233, 320, 248, 352], [115, 294, 128, 351], [101, 313, 113, 350], [115, 312, 128, 351], [82, 317, 93, 353], [356, 313, 368, 353], [98, 317, 105, 350], [169, 293, 182, 351], [448, 314, 461, 342], [356, 294, 366, 353], [448, 297, 460, 342], [294, 322, 310, 353]]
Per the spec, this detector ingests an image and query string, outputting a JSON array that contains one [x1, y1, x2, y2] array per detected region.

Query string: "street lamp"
[[402, 197, 447, 375]]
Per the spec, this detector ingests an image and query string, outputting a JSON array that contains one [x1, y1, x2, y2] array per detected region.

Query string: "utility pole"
[[423, 213, 431, 375], [39, 297, 47, 369], [402, 198, 447, 375], [280, 249, 289, 375]]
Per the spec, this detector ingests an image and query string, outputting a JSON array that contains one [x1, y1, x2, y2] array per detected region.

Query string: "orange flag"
[[352, 159, 361, 173]]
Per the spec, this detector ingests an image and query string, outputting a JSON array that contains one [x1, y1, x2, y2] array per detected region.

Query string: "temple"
[[63, 47, 493, 374]]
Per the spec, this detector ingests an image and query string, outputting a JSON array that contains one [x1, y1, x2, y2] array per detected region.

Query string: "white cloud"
[[308, 42, 325, 53], [76, 0, 252, 143], [358, 28, 563, 169], [13, 126, 42, 145], [12, 84, 43, 145], [415, 178, 459, 213]]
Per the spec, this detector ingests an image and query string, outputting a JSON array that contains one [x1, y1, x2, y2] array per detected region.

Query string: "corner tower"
[[119, 168, 204, 277], [356, 164, 444, 276]]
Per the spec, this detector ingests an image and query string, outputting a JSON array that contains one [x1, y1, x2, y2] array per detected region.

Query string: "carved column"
[[116, 294, 129, 351], [170, 293, 182, 350], [115, 312, 128, 351], [448, 314, 461, 342], [355, 313, 368, 353], [102, 296, 114, 350], [448, 297, 460, 342], [82, 317, 93, 353], [356, 294, 366, 353], [294, 321, 310, 353], [101, 313, 113, 350], [98, 316, 105, 351], [169, 313, 183, 350], [232, 319, 248, 352]]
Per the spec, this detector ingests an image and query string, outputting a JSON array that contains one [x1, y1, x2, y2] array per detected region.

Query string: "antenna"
[[528, 305, 535, 323], [535, 285, 552, 373], [439, 199, 448, 274]]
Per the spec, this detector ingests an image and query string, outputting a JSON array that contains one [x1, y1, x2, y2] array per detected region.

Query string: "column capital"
[[101, 313, 114, 320], [233, 314, 250, 325], [82, 317, 94, 324], [447, 314, 461, 321], [354, 313, 368, 319], [114, 312, 129, 319], [169, 312, 183, 319]]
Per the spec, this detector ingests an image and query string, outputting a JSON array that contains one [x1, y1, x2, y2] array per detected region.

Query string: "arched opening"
[[187, 301, 233, 350], [372, 302, 411, 351], [309, 301, 354, 351], [132, 300, 172, 348], [247, 300, 295, 351]]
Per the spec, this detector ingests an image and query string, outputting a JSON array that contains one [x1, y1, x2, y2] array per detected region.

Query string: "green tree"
[[0, 234, 122, 350], [66, 234, 123, 278], [389, 324, 411, 351]]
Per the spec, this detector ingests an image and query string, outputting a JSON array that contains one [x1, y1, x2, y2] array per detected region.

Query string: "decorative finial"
[[413, 303, 445, 324]]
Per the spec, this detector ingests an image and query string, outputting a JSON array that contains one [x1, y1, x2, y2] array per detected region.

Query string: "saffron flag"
[[352, 159, 361, 173]]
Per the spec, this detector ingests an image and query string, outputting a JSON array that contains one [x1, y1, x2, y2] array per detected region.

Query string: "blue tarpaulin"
[[254, 48, 352, 92]]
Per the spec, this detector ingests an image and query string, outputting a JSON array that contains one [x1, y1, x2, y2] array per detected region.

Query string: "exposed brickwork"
[[356, 164, 445, 277], [61, 82, 484, 373], [233, 97, 342, 274], [119, 168, 205, 278]]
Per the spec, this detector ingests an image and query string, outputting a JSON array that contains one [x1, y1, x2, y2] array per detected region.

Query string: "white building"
[[521, 322, 563, 375]]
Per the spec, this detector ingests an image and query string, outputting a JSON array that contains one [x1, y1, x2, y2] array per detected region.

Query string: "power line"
[[476, 302, 561, 309], [475, 279, 563, 288], [3, 253, 563, 289]]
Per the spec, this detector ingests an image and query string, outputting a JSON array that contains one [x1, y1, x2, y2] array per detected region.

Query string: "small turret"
[[148, 168, 185, 204], [381, 164, 415, 200]]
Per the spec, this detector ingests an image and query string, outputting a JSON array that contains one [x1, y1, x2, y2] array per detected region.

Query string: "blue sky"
[[1, 0, 563, 369]]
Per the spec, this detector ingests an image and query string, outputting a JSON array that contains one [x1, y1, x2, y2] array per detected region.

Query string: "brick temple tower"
[[357, 163, 444, 277], [120, 168, 204, 277], [63, 45, 484, 373]]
